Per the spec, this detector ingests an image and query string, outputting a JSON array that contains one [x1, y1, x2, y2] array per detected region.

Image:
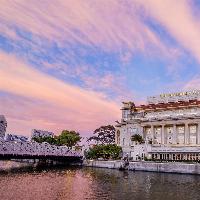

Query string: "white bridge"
[[0, 139, 83, 162]]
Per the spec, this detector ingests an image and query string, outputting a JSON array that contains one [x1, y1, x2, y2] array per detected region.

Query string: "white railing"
[[0, 140, 82, 157], [149, 145, 200, 153]]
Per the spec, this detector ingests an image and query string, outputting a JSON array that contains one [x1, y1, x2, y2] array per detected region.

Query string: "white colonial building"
[[116, 90, 200, 161], [0, 115, 7, 139]]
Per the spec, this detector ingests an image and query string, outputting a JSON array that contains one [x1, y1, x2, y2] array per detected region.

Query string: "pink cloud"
[[0, 0, 169, 55], [136, 0, 200, 63], [0, 51, 121, 136], [183, 76, 200, 90]]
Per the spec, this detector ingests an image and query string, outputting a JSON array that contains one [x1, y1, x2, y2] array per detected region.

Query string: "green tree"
[[131, 134, 144, 144], [32, 130, 81, 147], [32, 136, 56, 145], [58, 130, 82, 147], [85, 144, 122, 160], [87, 125, 115, 144]]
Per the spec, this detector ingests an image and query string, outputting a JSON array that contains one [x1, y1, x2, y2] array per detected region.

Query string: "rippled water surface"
[[0, 162, 200, 200]]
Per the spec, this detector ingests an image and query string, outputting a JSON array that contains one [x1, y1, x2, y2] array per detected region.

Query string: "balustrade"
[[0, 141, 81, 157]]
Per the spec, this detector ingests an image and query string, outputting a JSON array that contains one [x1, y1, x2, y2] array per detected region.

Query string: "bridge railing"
[[0, 140, 82, 157]]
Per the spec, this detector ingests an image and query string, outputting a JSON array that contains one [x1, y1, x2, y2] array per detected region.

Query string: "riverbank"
[[83, 160, 200, 175], [2, 159, 200, 175]]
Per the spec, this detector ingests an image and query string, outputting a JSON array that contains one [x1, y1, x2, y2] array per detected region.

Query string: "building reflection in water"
[[0, 165, 200, 200]]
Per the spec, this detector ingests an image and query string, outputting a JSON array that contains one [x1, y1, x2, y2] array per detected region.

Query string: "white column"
[[161, 125, 165, 144], [185, 123, 189, 145], [141, 126, 145, 139], [143, 126, 148, 143], [197, 123, 200, 145], [173, 124, 177, 144], [151, 125, 154, 144]]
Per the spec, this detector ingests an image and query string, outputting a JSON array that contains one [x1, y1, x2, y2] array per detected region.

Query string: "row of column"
[[146, 122, 200, 145], [152, 153, 200, 161]]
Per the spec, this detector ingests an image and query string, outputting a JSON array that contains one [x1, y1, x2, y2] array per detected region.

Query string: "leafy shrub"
[[85, 144, 122, 160]]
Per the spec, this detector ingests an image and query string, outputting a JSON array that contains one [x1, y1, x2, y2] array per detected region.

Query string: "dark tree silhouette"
[[87, 125, 115, 144]]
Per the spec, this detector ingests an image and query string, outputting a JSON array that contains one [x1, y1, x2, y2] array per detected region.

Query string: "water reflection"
[[0, 163, 200, 200]]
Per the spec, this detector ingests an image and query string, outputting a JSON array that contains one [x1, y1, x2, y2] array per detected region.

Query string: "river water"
[[0, 161, 200, 200]]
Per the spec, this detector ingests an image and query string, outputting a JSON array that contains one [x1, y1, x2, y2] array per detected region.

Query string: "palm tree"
[[131, 134, 144, 144]]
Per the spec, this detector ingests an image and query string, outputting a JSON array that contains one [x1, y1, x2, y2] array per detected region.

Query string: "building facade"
[[31, 129, 54, 138], [0, 115, 7, 139], [115, 90, 200, 161]]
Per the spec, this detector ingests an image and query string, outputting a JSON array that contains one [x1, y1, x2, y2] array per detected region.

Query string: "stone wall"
[[83, 160, 122, 169], [84, 160, 200, 175], [129, 162, 200, 174]]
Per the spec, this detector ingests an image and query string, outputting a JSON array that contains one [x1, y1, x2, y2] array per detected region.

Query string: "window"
[[131, 138, 134, 146], [155, 127, 161, 135], [122, 110, 129, 120], [167, 127, 173, 134], [178, 126, 184, 134], [123, 138, 125, 145], [190, 125, 197, 134], [146, 127, 151, 135], [131, 128, 137, 133]]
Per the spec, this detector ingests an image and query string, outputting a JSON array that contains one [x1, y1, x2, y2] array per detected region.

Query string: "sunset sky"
[[1, 0, 200, 137]]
